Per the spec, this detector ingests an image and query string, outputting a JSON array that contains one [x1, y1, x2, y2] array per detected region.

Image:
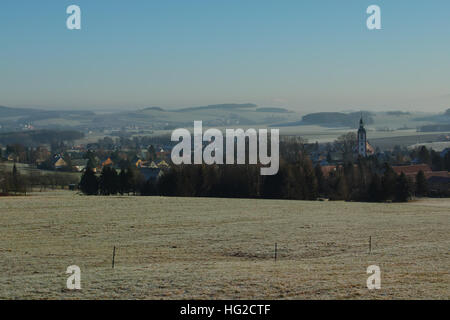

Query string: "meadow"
[[0, 162, 82, 179], [0, 191, 448, 299]]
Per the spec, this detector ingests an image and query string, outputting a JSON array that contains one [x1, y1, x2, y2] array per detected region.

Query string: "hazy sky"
[[0, 0, 449, 113]]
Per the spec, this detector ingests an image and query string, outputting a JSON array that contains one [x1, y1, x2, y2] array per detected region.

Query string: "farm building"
[[392, 164, 450, 181]]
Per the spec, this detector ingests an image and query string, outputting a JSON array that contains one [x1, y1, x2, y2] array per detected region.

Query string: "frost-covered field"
[[0, 191, 448, 299], [408, 141, 450, 152]]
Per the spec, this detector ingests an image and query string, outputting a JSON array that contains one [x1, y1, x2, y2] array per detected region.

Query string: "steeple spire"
[[357, 112, 367, 157]]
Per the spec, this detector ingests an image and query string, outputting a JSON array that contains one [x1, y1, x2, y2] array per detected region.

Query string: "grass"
[[0, 192, 449, 299], [0, 162, 82, 179]]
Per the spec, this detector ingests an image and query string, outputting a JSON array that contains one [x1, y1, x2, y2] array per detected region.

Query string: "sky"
[[0, 0, 449, 113]]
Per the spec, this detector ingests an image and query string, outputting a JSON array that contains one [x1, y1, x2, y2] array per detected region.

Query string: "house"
[[72, 159, 89, 172], [392, 164, 432, 177], [101, 157, 113, 167], [148, 161, 159, 169], [156, 148, 171, 159], [53, 155, 68, 170], [424, 171, 450, 179], [441, 148, 450, 158], [7, 153, 18, 162], [131, 156, 144, 168], [392, 164, 450, 182], [155, 159, 170, 168]]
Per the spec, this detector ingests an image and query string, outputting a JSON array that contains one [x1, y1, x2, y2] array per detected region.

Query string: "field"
[[0, 162, 82, 179], [0, 191, 449, 299]]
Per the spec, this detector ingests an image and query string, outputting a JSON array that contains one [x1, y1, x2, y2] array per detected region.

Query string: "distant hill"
[[141, 107, 165, 112], [414, 109, 450, 123], [386, 111, 411, 116], [255, 107, 292, 113], [4, 104, 412, 131], [302, 112, 374, 127], [19, 110, 95, 122], [0, 105, 42, 118], [173, 103, 257, 112], [274, 112, 374, 128], [0, 105, 94, 121], [0, 103, 294, 130]]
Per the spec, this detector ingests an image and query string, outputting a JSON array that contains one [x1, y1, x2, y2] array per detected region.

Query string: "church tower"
[[357, 116, 367, 157]]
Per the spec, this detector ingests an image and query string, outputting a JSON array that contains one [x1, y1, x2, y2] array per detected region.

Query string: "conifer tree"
[[367, 173, 382, 202], [382, 163, 397, 201], [395, 172, 413, 202], [79, 167, 98, 195], [415, 170, 428, 197]]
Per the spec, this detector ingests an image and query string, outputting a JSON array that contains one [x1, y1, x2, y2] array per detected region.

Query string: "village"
[[1, 117, 449, 199]]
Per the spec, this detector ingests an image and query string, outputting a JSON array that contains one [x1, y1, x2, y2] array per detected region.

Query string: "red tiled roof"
[[392, 164, 432, 175], [425, 171, 450, 179], [393, 164, 449, 181]]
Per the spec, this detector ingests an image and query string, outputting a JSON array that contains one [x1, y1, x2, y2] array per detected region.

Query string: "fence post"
[[112, 246, 116, 269], [274, 243, 277, 262]]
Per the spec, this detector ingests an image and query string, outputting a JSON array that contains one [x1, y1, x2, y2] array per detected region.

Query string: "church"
[[357, 116, 374, 157]]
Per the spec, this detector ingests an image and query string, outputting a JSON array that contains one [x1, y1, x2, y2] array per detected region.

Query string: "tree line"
[[0, 163, 79, 196], [78, 156, 433, 202], [0, 130, 83, 146], [79, 165, 145, 196]]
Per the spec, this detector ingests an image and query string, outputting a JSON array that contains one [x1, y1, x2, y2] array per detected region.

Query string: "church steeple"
[[357, 113, 367, 157]]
